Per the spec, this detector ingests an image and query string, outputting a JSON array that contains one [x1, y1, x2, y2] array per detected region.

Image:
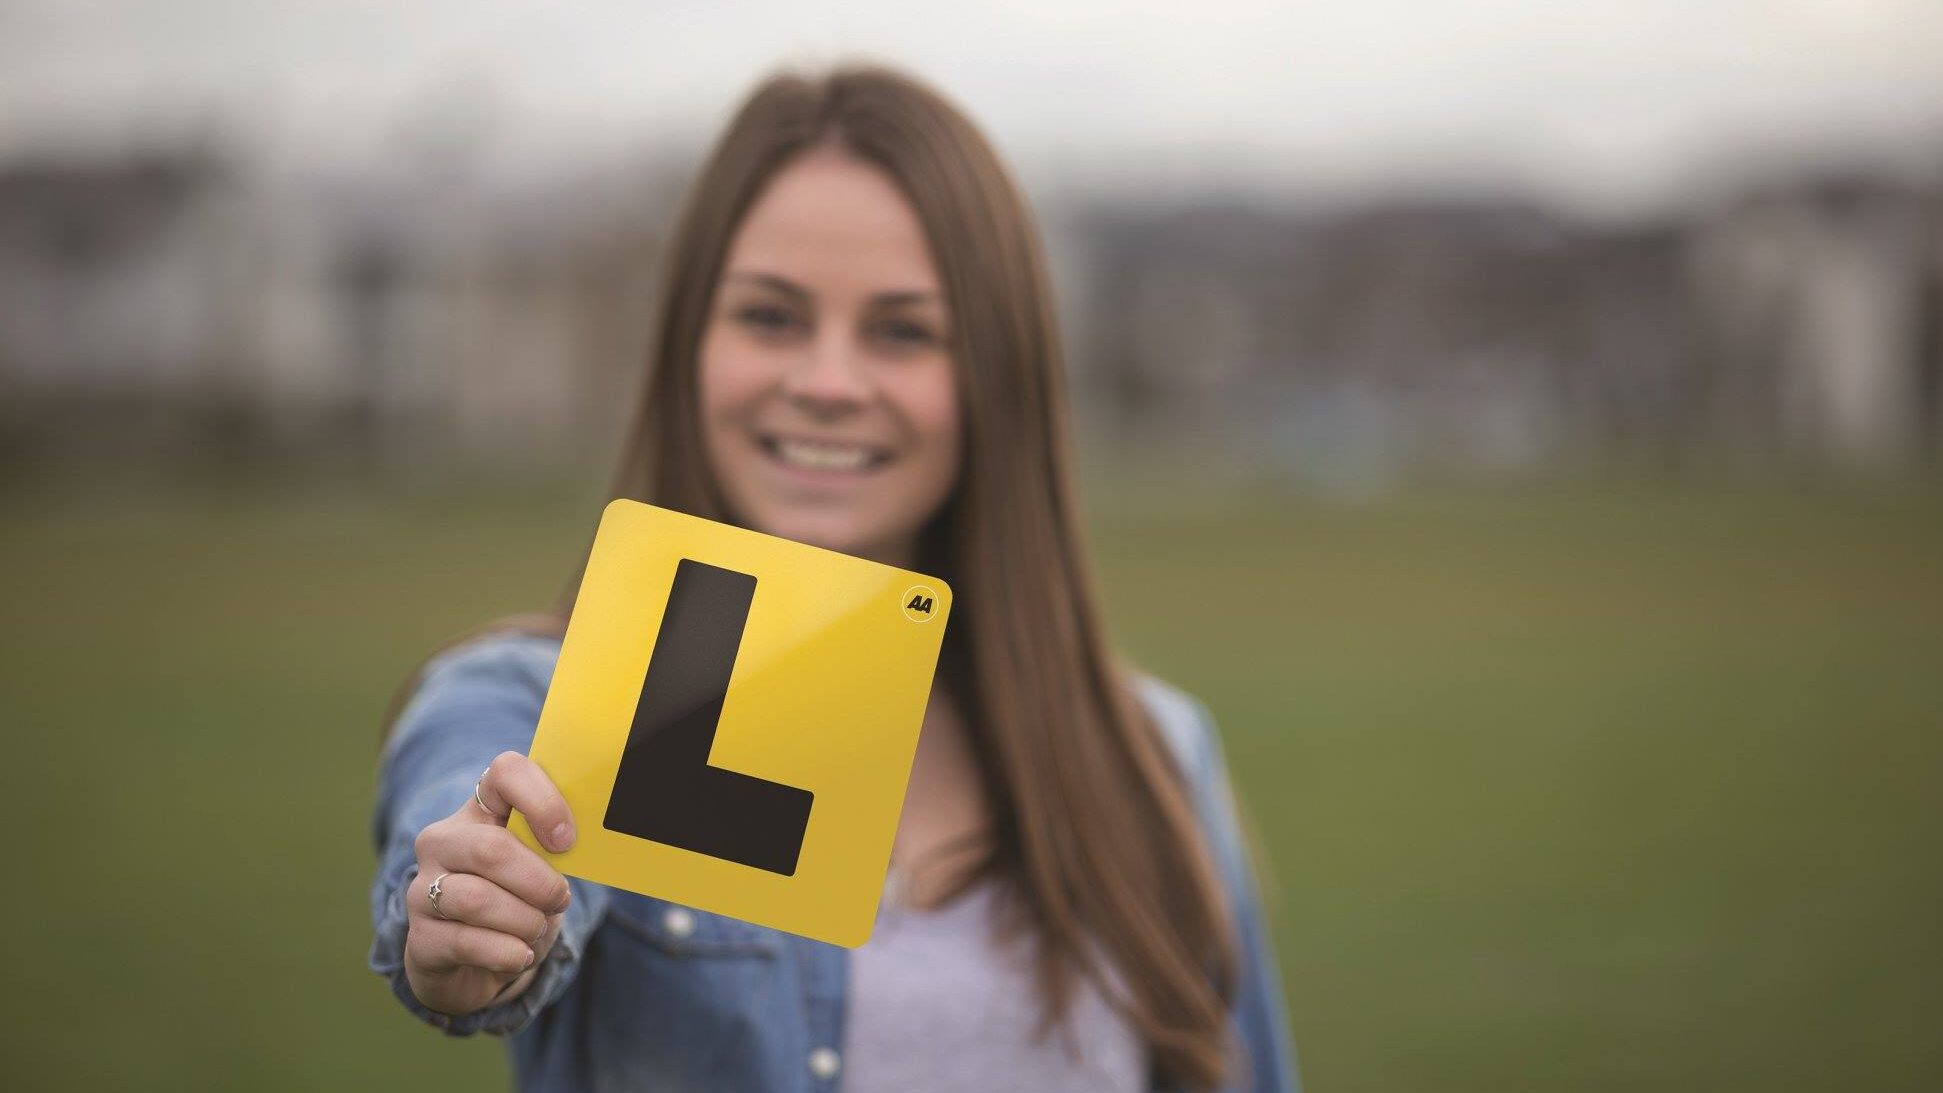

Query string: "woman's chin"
[[762, 519, 914, 566]]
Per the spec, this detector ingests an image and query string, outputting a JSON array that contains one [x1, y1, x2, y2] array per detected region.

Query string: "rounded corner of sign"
[[832, 916, 878, 949], [911, 574, 953, 616], [600, 496, 647, 525]]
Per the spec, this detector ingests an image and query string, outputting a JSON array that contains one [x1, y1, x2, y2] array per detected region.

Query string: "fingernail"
[[550, 821, 575, 850], [523, 947, 535, 969]]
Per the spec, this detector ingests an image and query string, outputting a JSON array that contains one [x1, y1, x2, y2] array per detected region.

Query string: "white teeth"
[[773, 437, 876, 471]]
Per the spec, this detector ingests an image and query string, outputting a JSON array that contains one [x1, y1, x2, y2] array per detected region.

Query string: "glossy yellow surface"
[[509, 499, 951, 947]]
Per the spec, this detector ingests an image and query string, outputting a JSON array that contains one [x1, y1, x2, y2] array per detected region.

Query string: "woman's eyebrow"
[[868, 290, 943, 309], [725, 271, 811, 303], [725, 270, 941, 308]]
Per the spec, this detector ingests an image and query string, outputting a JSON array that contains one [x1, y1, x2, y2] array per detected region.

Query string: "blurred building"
[[1070, 181, 1942, 488], [1, 139, 1939, 481], [1690, 176, 1943, 470], [0, 144, 678, 470]]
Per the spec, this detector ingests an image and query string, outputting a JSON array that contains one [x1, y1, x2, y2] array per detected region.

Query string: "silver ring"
[[427, 872, 454, 920], [474, 767, 505, 821]]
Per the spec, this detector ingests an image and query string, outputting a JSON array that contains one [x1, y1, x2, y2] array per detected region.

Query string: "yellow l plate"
[[509, 499, 951, 947]]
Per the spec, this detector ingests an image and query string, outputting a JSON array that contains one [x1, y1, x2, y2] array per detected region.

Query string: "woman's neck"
[[889, 682, 992, 910]]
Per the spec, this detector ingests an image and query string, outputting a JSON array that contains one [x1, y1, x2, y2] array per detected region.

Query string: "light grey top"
[[839, 872, 1148, 1093]]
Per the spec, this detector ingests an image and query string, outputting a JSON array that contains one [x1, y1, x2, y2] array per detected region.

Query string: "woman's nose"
[[779, 329, 872, 410]]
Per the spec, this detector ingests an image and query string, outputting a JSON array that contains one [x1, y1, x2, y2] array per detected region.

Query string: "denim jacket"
[[369, 632, 1301, 1092]]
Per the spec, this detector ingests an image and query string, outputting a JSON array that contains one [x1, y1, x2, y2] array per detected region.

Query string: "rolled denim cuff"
[[368, 862, 603, 1038]]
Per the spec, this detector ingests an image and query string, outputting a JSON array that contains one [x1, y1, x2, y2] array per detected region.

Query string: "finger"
[[428, 824, 572, 914], [475, 751, 577, 853], [532, 911, 565, 963], [418, 871, 549, 944], [411, 916, 536, 975]]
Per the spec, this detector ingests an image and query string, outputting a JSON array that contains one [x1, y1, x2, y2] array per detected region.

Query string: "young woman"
[[368, 62, 1300, 1093]]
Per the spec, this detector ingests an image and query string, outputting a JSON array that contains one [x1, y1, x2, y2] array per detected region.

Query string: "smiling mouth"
[[758, 433, 894, 473]]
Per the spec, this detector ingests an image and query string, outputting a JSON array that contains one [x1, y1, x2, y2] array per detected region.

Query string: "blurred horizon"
[[5, 4, 1943, 495]]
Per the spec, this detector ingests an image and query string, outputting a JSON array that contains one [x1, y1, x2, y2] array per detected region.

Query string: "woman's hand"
[[402, 751, 578, 1017]]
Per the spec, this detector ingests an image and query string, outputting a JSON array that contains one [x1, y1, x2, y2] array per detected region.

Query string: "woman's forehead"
[[725, 152, 943, 303]]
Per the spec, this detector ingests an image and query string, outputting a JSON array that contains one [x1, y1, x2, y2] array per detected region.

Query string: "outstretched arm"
[[368, 636, 612, 1036]]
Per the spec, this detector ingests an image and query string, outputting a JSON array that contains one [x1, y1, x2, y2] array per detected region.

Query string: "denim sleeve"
[[367, 636, 610, 1037], [1185, 696, 1303, 1093]]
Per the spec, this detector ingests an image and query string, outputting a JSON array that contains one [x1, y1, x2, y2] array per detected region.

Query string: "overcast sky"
[[4, 0, 1941, 214]]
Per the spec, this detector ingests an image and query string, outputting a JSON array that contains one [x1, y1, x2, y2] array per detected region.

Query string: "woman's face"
[[698, 145, 961, 569]]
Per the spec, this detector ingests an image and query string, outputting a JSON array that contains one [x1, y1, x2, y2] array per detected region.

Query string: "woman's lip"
[[759, 432, 893, 457], [756, 433, 893, 480]]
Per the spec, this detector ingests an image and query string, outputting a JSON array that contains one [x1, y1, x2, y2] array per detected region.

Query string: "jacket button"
[[662, 907, 695, 939], [807, 1046, 841, 1080]]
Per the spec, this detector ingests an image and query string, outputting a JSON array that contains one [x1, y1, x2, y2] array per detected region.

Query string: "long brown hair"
[[388, 62, 1244, 1089]]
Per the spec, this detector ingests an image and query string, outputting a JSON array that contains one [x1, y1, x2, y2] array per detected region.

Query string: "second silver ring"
[[474, 767, 505, 821]]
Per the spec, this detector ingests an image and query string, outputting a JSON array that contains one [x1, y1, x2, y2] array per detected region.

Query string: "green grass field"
[[4, 468, 1939, 1091]]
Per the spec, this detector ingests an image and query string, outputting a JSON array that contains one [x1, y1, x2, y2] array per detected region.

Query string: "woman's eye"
[[873, 319, 936, 347], [735, 305, 801, 334]]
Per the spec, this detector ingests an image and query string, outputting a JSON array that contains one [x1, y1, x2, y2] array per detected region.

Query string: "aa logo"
[[902, 585, 938, 622], [511, 499, 953, 947]]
